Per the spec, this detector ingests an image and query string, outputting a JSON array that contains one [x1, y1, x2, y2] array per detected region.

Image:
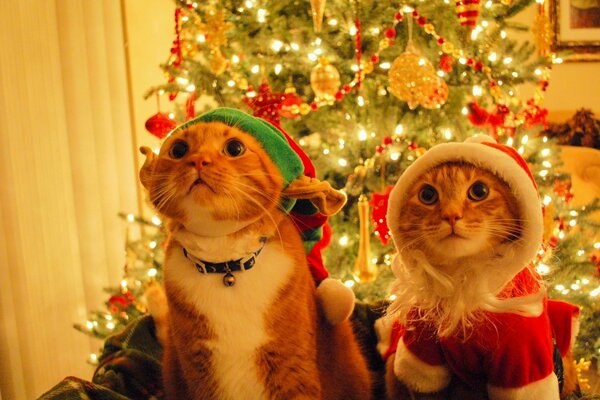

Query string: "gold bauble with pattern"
[[310, 57, 340, 101], [388, 42, 438, 109]]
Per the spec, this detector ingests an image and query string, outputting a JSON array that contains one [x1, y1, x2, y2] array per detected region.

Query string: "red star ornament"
[[243, 80, 301, 125], [369, 185, 394, 246]]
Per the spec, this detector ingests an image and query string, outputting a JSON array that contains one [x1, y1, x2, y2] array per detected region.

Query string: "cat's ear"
[[139, 146, 156, 190], [282, 176, 347, 215]]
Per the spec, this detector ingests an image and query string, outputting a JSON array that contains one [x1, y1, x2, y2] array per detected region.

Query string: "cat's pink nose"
[[190, 155, 211, 171], [442, 211, 463, 226]]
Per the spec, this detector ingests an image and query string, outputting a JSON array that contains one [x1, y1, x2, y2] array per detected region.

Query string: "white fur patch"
[[180, 196, 259, 237], [394, 339, 451, 393], [487, 373, 559, 400], [165, 238, 294, 400]]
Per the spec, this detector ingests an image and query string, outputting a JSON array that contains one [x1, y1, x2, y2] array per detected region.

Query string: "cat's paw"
[[316, 278, 355, 325]]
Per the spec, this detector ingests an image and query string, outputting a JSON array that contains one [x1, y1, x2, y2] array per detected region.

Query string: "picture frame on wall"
[[547, 0, 600, 61]]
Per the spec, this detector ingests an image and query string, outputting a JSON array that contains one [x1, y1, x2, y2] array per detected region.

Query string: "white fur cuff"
[[394, 340, 451, 393], [487, 373, 559, 400], [316, 278, 355, 325]]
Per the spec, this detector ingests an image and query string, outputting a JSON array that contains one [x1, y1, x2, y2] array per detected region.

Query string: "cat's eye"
[[468, 181, 489, 201], [418, 185, 438, 205], [224, 139, 246, 157], [169, 141, 189, 159]]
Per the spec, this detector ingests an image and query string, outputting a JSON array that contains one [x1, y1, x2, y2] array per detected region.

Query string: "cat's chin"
[[428, 234, 487, 261]]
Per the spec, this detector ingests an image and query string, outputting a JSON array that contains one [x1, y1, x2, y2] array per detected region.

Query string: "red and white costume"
[[381, 136, 580, 400]]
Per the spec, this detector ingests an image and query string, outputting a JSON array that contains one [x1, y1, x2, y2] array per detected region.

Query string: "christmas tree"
[[78, 0, 599, 381]]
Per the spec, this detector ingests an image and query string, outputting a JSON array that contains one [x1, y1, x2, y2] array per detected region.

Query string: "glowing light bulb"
[[395, 124, 404, 135], [536, 263, 550, 275], [472, 85, 483, 97], [271, 40, 283, 52], [358, 129, 368, 141], [338, 158, 348, 167], [488, 52, 497, 62], [543, 195, 552, 206], [151, 215, 162, 226], [328, 19, 338, 26], [251, 65, 260, 74], [389, 294, 398, 301], [541, 148, 551, 157], [379, 62, 391, 69], [443, 129, 453, 140], [344, 280, 355, 288], [148, 268, 158, 278], [274, 64, 282, 75], [339, 235, 349, 246], [357, 96, 365, 107], [503, 57, 513, 64]]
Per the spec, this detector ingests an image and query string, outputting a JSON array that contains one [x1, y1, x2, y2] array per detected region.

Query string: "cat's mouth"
[[189, 178, 208, 193]]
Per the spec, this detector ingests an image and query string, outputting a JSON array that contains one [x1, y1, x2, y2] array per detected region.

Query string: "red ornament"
[[185, 91, 197, 120], [334, 91, 344, 101], [278, 92, 303, 119], [243, 80, 294, 125], [439, 54, 454, 73], [385, 27, 397, 39], [369, 185, 394, 246], [455, 0, 480, 29], [417, 16, 427, 26], [145, 112, 177, 139], [382, 136, 393, 146], [343, 84, 352, 93], [370, 54, 379, 63]]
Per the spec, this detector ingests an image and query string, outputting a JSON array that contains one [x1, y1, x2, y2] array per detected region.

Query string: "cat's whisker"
[[230, 186, 284, 246]]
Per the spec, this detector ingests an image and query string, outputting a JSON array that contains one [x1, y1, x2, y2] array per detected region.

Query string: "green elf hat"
[[172, 107, 304, 196]]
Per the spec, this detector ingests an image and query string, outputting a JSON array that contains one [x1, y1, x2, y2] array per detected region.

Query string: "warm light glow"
[[443, 128, 452, 140], [339, 235, 349, 246], [176, 77, 189, 85], [594, 242, 600, 249], [148, 268, 158, 278], [274, 64, 282, 75], [257, 8, 267, 23], [395, 124, 404, 135], [357, 95, 365, 107], [390, 151, 400, 161], [328, 19, 338, 26], [541, 148, 551, 157], [472, 85, 483, 97], [539, 170, 548, 177], [389, 294, 398, 301], [149, 241, 157, 249], [338, 158, 348, 167], [461, 107, 469, 115], [151, 215, 162, 226], [543, 195, 552, 206], [127, 214, 135, 222], [106, 322, 115, 330], [503, 57, 513, 64], [344, 280, 355, 288], [379, 62, 391, 69], [271, 40, 283, 52], [536, 263, 550, 275], [358, 129, 368, 141], [488, 52, 497, 62], [251, 64, 260, 74]]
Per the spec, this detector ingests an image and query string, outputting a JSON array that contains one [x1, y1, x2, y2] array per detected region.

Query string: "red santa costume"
[[380, 136, 580, 400]]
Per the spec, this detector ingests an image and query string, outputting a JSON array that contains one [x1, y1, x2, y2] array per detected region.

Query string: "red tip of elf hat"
[[268, 120, 331, 282]]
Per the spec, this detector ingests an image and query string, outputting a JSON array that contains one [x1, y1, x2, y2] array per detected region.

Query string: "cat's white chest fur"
[[165, 233, 294, 400]]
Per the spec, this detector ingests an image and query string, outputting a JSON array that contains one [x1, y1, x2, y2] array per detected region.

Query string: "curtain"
[[0, 1, 138, 398]]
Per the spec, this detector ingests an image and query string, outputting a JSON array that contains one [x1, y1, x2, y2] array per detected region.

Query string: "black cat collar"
[[182, 237, 267, 287]]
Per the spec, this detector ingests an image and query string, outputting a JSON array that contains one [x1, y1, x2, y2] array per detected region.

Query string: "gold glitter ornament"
[[310, 0, 327, 32], [310, 57, 341, 101], [388, 41, 438, 109]]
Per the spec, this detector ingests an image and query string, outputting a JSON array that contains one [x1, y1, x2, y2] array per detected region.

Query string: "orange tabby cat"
[[139, 110, 371, 400], [380, 138, 580, 400]]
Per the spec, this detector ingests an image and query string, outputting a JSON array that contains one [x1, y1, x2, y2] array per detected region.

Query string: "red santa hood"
[[387, 135, 544, 299]]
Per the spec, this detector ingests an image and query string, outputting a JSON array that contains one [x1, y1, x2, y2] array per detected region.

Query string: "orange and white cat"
[[139, 111, 371, 400], [379, 137, 580, 400]]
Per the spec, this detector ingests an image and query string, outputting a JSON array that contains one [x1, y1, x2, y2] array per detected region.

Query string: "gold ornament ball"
[[388, 45, 437, 109], [310, 59, 340, 100]]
